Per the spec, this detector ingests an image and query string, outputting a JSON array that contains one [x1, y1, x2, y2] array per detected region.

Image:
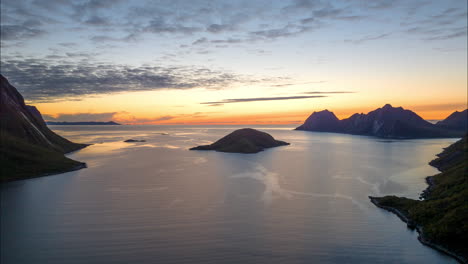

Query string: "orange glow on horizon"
[[104, 103, 466, 125]]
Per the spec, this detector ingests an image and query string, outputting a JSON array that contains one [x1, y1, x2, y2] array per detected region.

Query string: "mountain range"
[[296, 104, 467, 139], [0, 74, 87, 181]]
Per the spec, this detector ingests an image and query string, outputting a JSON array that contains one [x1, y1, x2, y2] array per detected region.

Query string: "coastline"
[[1, 162, 88, 183], [368, 135, 467, 263], [1, 144, 89, 183], [369, 197, 466, 264]]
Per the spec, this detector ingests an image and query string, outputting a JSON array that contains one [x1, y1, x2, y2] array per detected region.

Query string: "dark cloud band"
[[0, 59, 246, 102]]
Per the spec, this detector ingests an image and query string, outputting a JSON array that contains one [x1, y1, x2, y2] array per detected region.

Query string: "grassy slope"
[[0, 132, 86, 182], [370, 136, 468, 263]]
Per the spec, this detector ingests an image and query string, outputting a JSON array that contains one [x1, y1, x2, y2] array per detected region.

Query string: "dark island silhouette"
[[124, 139, 146, 142], [47, 121, 121, 125], [190, 128, 289, 153], [0, 74, 88, 181], [369, 134, 468, 263], [296, 104, 466, 139]]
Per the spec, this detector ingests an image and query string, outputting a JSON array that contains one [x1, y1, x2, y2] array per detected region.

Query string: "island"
[[124, 139, 146, 142], [190, 128, 290, 154], [369, 135, 467, 263], [1, 74, 88, 182], [296, 104, 467, 139], [47, 121, 121, 125]]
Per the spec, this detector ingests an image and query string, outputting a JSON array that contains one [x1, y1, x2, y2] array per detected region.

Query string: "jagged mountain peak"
[[296, 104, 464, 138]]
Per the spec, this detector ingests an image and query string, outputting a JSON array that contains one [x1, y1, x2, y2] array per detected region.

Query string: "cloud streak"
[[201, 95, 327, 106], [43, 112, 118, 122], [305, 91, 355, 94]]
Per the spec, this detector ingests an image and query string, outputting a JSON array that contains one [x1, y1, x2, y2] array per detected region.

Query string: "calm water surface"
[[1, 125, 459, 263]]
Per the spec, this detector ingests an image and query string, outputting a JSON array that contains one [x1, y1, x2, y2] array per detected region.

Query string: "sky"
[[1, 0, 467, 124]]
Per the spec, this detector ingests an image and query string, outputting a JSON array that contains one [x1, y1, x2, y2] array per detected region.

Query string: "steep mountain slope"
[[0, 74, 87, 181]]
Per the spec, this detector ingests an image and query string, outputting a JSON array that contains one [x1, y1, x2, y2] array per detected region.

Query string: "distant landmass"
[[370, 135, 468, 263], [436, 109, 467, 132], [47, 121, 121, 125], [0, 74, 88, 181], [190, 128, 289, 153], [296, 104, 466, 139]]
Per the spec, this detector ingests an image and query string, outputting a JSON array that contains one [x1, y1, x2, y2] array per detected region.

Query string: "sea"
[[0, 125, 459, 264]]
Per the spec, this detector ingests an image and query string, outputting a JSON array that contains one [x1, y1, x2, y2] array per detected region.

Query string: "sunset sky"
[[1, 0, 466, 124]]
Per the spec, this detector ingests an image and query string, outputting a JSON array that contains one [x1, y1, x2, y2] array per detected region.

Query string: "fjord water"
[[1, 125, 459, 264]]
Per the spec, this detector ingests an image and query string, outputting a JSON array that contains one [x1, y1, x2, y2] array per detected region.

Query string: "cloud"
[[58, 42, 78, 47], [201, 95, 327, 106], [43, 112, 118, 122], [344, 33, 391, 44], [305, 91, 355, 94], [424, 27, 467, 40], [0, 24, 46, 41], [249, 24, 311, 40], [84, 15, 111, 26], [206, 23, 235, 33], [271, 81, 327, 87], [152, 115, 175, 121], [0, 58, 249, 102], [143, 18, 201, 34], [401, 4, 467, 41]]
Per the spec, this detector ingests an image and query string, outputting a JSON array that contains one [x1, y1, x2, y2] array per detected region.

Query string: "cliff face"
[[0, 74, 86, 153], [296, 104, 465, 139], [0, 74, 87, 181]]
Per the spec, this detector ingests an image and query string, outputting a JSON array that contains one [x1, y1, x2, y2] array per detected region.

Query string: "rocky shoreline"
[[369, 197, 466, 263]]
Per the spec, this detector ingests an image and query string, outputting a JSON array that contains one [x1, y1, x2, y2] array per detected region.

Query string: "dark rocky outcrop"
[[296, 104, 465, 139], [47, 121, 121, 125], [436, 109, 468, 132], [0, 74, 87, 181], [124, 139, 146, 142], [190, 128, 289, 154]]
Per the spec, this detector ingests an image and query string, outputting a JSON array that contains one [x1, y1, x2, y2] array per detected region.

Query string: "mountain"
[[296, 104, 464, 139], [370, 135, 468, 263], [190, 128, 290, 153], [436, 109, 468, 131], [0, 74, 87, 181], [295, 110, 341, 132], [47, 121, 121, 125]]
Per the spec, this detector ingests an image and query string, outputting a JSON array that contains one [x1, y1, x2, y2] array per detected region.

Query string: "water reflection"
[[1, 125, 459, 264]]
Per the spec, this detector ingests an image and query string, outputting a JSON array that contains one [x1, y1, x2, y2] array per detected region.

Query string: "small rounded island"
[[190, 128, 289, 154]]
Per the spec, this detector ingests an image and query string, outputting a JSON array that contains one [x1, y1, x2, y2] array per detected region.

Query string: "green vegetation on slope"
[[0, 132, 86, 182], [370, 135, 468, 263]]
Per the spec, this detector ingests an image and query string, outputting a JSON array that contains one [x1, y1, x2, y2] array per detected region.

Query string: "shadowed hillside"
[[0, 74, 87, 181]]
